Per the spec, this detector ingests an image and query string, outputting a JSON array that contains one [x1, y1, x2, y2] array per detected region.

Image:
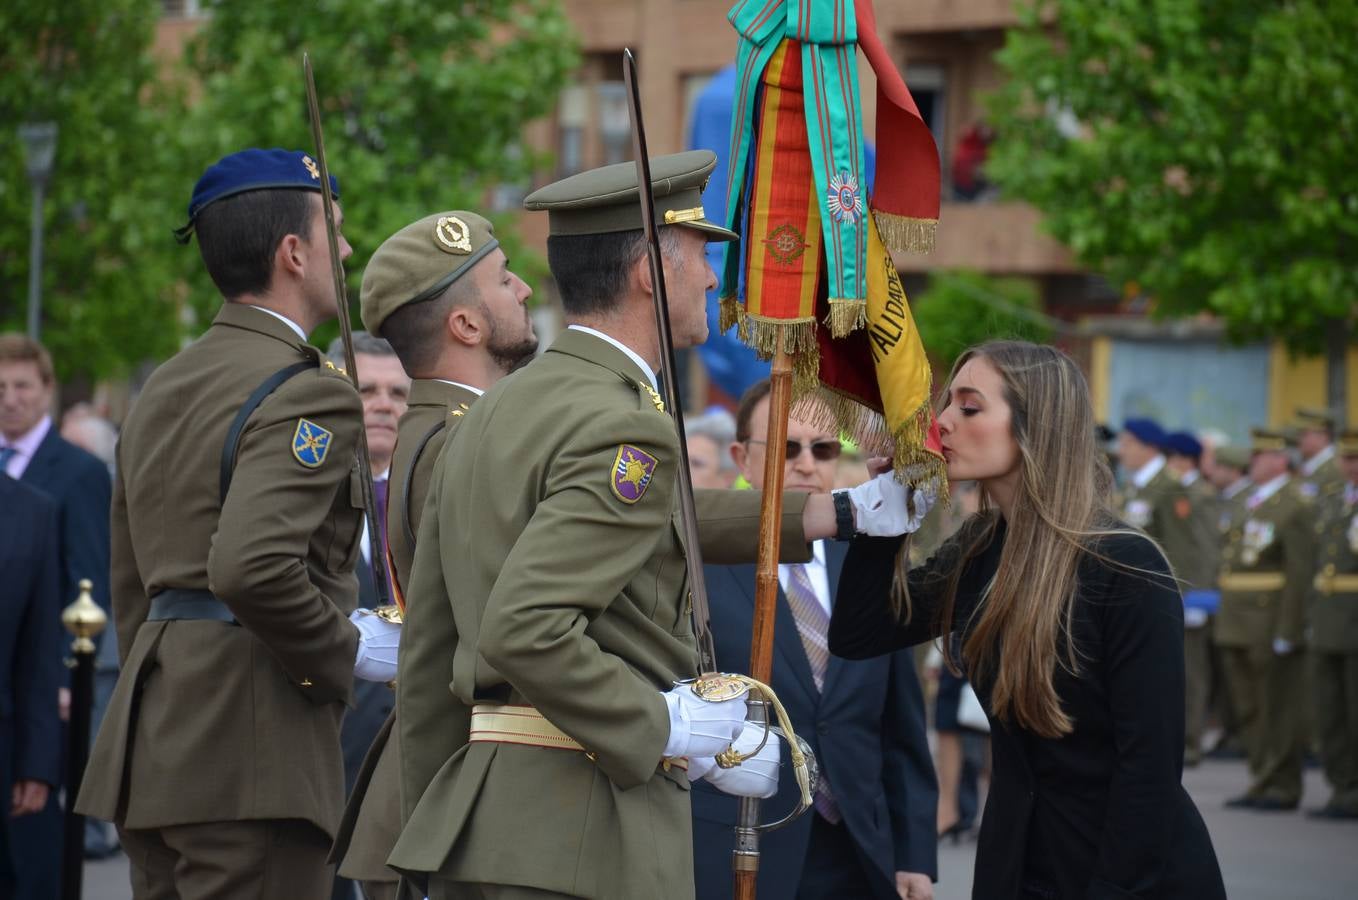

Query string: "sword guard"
[[684, 673, 752, 703]]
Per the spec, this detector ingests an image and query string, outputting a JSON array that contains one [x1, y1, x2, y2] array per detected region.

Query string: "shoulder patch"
[[292, 418, 334, 468], [1174, 496, 1192, 519], [610, 444, 659, 504]]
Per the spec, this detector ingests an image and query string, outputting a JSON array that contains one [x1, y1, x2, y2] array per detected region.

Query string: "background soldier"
[[76, 149, 400, 899], [1217, 428, 1313, 811], [389, 151, 920, 900], [1308, 427, 1358, 820], [1204, 444, 1253, 759], [1293, 407, 1343, 502], [331, 210, 536, 899]]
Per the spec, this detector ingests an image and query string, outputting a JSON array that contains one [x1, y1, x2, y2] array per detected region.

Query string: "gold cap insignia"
[[302, 155, 320, 180], [435, 215, 473, 253]]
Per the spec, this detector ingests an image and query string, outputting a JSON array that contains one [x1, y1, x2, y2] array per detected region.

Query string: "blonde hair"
[[925, 341, 1123, 738]]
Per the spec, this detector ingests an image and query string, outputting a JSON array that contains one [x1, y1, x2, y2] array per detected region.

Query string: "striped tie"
[[784, 562, 841, 823], [0, 446, 16, 475]]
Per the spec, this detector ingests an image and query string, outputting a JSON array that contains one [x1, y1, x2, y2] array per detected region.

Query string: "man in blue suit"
[[691, 380, 937, 899], [0, 474, 63, 897], [0, 333, 112, 895]]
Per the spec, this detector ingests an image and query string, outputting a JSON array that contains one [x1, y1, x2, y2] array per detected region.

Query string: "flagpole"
[[732, 343, 793, 900]]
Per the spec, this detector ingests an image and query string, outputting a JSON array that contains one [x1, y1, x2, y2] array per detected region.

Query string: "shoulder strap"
[[401, 419, 449, 548], [219, 360, 319, 503]]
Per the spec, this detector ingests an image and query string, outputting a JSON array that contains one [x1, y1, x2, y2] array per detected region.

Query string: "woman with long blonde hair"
[[832, 341, 1225, 899]]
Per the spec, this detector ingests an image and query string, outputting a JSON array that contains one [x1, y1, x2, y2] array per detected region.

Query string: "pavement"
[[82, 759, 1358, 899]]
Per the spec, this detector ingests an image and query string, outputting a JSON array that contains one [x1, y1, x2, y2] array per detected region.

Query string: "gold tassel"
[[824, 298, 867, 338], [718, 294, 742, 335], [872, 211, 938, 255]]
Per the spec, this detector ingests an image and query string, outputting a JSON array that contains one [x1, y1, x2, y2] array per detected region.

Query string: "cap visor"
[[680, 219, 738, 243]]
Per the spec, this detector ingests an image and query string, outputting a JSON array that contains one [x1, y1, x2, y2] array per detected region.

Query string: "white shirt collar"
[[567, 325, 658, 392], [245, 305, 307, 340], [1302, 443, 1334, 477], [0, 414, 51, 478], [1249, 473, 1290, 506], [1223, 477, 1252, 500], [434, 379, 485, 397], [1131, 454, 1166, 489], [1181, 469, 1200, 486]]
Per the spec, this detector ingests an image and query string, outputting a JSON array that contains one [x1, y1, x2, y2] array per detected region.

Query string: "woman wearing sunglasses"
[[831, 341, 1225, 899]]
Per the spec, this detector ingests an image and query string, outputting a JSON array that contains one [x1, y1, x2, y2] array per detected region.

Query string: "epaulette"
[[322, 359, 349, 378]]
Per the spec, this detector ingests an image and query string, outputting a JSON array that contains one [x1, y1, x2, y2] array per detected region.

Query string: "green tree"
[[912, 270, 1053, 370], [174, 0, 578, 338], [0, 0, 185, 380], [987, 0, 1357, 404]]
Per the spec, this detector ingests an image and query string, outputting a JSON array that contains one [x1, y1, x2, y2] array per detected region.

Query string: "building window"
[[553, 53, 630, 177], [162, 0, 203, 17]]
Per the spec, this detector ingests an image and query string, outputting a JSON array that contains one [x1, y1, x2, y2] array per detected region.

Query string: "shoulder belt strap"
[[219, 360, 319, 503], [401, 419, 449, 548]]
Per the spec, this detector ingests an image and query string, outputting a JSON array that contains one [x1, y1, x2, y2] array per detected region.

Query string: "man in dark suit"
[[0, 474, 63, 897], [691, 380, 938, 900], [0, 333, 112, 897]]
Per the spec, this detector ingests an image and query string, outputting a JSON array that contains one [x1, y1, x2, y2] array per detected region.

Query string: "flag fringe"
[[718, 294, 742, 335], [794, 388, 947, 497], [729, 307, 822, 396], [872, 211, 937, 255], [824, 298, 867, 338]]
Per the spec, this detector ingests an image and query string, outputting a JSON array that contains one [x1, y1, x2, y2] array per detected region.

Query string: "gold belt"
[[469, 703, 688, 771], [1219, 572, 1286, 592], [1314, 573, 1358, 595]]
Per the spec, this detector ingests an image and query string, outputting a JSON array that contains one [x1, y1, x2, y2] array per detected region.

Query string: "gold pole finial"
[[61, 578, 107, 654]]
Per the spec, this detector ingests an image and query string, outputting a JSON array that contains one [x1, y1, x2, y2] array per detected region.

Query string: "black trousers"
[[796, 813, 894, 900]]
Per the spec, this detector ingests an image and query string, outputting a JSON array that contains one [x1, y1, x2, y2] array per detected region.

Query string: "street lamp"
[[18, 121, 58, 341]]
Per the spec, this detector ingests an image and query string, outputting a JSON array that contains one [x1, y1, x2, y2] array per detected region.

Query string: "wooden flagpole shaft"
[[731, 344, 794, 900]]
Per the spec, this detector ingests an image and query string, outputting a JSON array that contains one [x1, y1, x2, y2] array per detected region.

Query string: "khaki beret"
[[524, 149, 737, 242], [1213, 445, 1251, 470], [360, 211, 498, 336]]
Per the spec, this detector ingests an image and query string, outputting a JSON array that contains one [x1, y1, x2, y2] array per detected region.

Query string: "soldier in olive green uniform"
[[1294, 407, 1344, 504], [76, 150, 401, 898], [390, 151, 919, 900], [1308, 428, 1358, 819], [1164, 431, 1226, 765], [1217, 428, 1314, 810], [330, 210, 537, 899], [1204, 444, 1252, 756]]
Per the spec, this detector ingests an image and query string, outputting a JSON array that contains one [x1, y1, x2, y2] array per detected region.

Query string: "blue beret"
[[175, 148, 340, 243], [1164, 431, 1203, 458], [1122, 418, 1166, 448]]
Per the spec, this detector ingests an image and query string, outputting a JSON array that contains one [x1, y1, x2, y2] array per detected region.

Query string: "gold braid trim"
[[793, 388, 948, 497], [718, 294, 742, 335], [706, 674, 812, 810], [726, 306, 822, 399], [824, 298, 867, 338], [872, 211, 937, 255]]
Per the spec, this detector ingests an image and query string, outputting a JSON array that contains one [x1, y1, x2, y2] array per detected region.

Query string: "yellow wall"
[[1090, 335, 1111, 423], [1268, 342, 1358, 426]]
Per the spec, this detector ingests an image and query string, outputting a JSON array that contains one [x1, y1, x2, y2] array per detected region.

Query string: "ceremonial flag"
[[719, 0, 945, 491]]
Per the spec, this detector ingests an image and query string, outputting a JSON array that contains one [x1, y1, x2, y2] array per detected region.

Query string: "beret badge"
[[435, 215, 473, 254]]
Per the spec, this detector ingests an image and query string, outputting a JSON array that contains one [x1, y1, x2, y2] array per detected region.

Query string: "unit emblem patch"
[[292, 418, 333, 468], [611, 445, 658, 504]]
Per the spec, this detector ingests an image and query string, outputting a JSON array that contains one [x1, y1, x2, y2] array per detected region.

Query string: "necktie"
[[0, 446, 16, 475], [783, 562, 842, 823], [373, 478, 389, 562]]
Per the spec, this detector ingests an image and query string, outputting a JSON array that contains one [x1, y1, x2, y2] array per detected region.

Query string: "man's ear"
[[275, 233, 306, 280], [729, 440, 748, 473], [446, 304, 482, 348], [634, 249, 654, 298]]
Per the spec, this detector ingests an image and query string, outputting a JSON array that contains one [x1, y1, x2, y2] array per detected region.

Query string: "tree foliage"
[[177, 0, 578, 338], [0, 0, 184, 379], [987, 0, 1358, 353], [912, 271, 1053, 370], [1, 0, 577, 381]]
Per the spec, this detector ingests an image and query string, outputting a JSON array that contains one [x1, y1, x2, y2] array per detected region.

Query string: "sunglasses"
[[746, 438, 843, 462]]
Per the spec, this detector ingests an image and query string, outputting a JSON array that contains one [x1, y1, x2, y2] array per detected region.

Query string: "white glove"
[[701, 727, 782, 799], [1271, 637, 1296, 657], [839, 475, 936, 537], [352, 608, 401, 682], [661, 684, 747, 759]]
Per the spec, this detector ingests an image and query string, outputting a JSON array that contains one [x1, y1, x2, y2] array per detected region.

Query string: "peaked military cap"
[[1292, 407, 1337, 432], [1214, 445, 1251, 470], [1338, 428, 1358, 457], [360, 211, 498, 337], [1249, 427, 1289, 453], [1122, 418, 1167, 449], [175, 148, 340, 243], [1164, 431, 1203, 458], [524, 149, 737, 242]]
